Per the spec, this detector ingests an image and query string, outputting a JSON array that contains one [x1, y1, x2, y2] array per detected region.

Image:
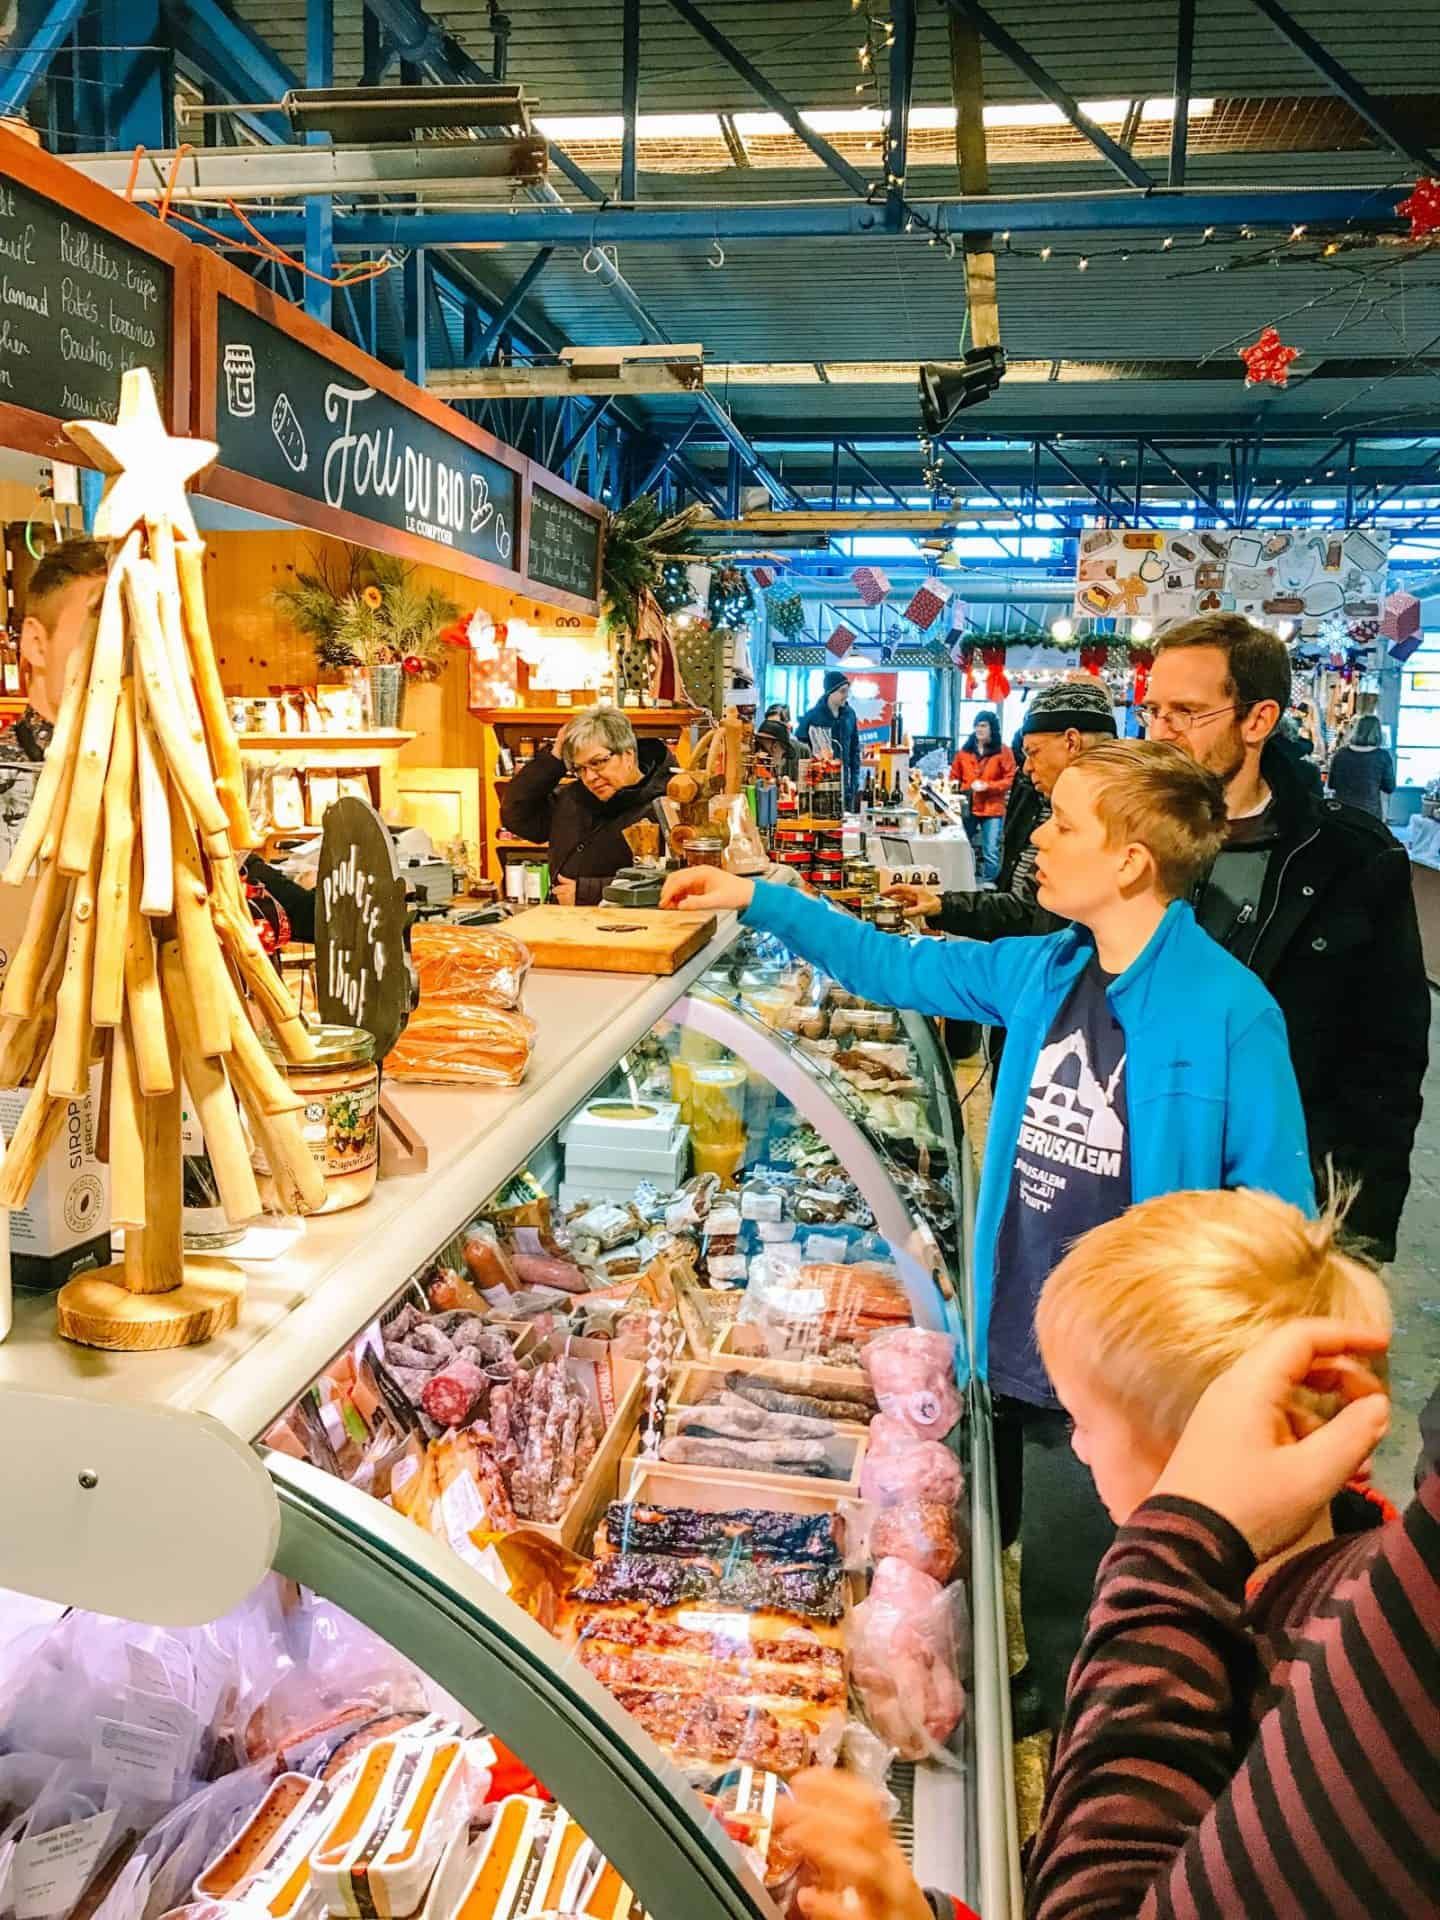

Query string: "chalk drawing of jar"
[[224, 343, 257, 418]]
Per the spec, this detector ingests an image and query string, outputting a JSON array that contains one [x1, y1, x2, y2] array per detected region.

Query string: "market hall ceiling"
[[208, 2, 1440, 463]]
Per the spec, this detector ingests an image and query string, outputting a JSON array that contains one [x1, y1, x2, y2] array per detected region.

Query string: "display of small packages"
[[0, 1063, 110, 1289], [559, 1096, 690, 1209]]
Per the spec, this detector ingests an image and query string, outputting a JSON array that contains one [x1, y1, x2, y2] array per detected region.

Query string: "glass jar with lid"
[[256, 1023, 379, 1214]]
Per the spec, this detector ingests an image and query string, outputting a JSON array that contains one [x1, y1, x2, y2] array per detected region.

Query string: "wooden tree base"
[[56, 1260, 245, 1351]]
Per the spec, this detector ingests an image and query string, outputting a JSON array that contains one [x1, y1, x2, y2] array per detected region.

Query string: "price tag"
[[91, 1718, 181, 1800], [119, 1688, 202, 1774], [12, 1812, 116, 1920]]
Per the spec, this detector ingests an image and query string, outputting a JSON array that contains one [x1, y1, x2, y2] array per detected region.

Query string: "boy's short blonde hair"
[[1065, 738, 1228, 899], [1035, 1187, 1390, 1443]]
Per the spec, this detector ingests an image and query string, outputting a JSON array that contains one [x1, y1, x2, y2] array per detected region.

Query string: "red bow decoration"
[[1078, 640, 1109, 677], [1239, 326, 1300, 388], [956, 640, 977, 697], [439, 616, 470, 650], [982, 642, 1010, 703], [1397, 177, 1440, 239], [1131, 645, 1154, 705]]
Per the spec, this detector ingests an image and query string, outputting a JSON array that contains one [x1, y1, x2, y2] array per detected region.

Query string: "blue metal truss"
[[1245, 0, 1438, 175], [886, 0, 916, 231]]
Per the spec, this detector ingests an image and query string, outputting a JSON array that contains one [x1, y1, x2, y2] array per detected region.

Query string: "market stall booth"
[[187, 249, 616, 898], [0, 913, 1020, 1920]]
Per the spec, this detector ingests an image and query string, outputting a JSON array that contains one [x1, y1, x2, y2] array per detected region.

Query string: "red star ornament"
[[1397, 177, 1440, 239], [1239, 326, 1300, 388]]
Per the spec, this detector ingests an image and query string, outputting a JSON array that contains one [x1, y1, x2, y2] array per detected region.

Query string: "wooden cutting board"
[[501, 904, 718, 975]]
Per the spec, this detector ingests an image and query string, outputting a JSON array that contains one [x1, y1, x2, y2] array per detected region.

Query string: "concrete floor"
[[1371, 990, 1440, 1505]]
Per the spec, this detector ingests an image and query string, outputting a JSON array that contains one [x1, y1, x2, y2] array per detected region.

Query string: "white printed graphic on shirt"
[[1017, 1026, 1126, 1183]]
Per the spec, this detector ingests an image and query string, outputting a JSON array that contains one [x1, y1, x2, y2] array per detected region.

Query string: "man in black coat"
[[798, 671, 863, 806], [887, 677, 1118, 938], [501, 704, 674, 904], [1146, 613, 1428, 1262]]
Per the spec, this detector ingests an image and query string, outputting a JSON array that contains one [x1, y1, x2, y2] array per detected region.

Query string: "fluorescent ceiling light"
[[734, 108, 884, 136]]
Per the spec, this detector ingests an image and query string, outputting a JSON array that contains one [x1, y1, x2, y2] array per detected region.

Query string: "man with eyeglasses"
[[500, 704, 675, 905], [1145, 612, 1427, 1263]]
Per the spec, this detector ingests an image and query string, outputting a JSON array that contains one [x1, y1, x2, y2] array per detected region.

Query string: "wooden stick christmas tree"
[[0, 367, 326, 1350]]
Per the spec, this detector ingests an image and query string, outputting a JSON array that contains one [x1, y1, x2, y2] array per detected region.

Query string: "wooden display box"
[[704, 1321, 877, 1396], [520, 1334, 645, 1552], [617, 1358, 870, 1501]]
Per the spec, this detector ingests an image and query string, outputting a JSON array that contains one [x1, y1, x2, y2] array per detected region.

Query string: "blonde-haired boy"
[[1036, 1187, 1390, 1546], [666, 738, 1316, 1731]]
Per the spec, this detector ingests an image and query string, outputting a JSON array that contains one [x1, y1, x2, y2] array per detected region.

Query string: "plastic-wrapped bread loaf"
[[410, 924, 532, 1009], [385, 1000, 536, 1086]]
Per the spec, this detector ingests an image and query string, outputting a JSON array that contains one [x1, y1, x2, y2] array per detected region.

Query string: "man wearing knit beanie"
[[890, 677, 1118, 937]]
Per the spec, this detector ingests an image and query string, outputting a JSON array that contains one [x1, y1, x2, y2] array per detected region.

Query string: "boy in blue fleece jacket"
[[664, 738, 1315, 1730]]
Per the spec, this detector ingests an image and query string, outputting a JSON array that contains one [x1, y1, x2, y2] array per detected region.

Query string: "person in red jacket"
[[950, 710, 1015, 883]]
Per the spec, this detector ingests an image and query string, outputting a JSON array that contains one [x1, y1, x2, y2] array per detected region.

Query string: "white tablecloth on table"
[[863, 826, 977, 892], [1401, 813, 1440, 872]]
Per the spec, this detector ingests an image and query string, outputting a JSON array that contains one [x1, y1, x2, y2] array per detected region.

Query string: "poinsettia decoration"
[[1397, 177, 1440, 240], [1239, 326, 1300, 388]]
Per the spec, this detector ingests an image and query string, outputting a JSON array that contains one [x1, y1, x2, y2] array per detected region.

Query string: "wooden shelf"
[[472, 706, 699, 729], [235, 731, 416, 751]]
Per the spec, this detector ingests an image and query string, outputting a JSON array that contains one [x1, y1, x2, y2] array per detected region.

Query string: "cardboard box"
[[0, 1070, 111, 1291]]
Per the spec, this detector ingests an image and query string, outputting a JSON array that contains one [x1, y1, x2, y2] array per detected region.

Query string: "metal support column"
[[1, 0, 88, 116], [474, 249, 553, 361], [1169, 0, 1195, 186], [305, 0, 335, 327], [886, 0, 916, 231], [403, 251, 428, 387], [99, 0, 172, 146], [620, 0, 640, 204]]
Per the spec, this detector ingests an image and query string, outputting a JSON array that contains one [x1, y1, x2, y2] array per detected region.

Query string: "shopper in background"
[[949, 710, 1015, 885], [1146, 613, 1428, 1263], [664, 738, 1315, 1733], [0, 537, 108, 764], [756, 713, 798, 778], [799, 670, 862, 806], [888, 679, 1117, 937], [1328, 712, 1395, 820], [500, 704, 674, 906]]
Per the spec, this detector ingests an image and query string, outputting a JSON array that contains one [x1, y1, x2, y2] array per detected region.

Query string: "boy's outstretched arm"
[[662, 870, 1023, 1027]]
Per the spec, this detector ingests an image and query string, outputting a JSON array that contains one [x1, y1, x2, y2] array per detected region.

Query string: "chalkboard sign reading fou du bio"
[[527, 482, 602, 601], [215, 295, 521, 573], [0, 175, 169, 425]]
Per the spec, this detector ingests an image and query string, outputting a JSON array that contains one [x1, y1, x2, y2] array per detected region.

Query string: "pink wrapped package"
[[850, 1557, 966, 1760], [869, 1501, 960, 1584], [862, 1328, 963, 1442], [859, 1432, 962, 1508]]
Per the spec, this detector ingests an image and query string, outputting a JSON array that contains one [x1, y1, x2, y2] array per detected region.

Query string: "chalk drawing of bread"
[[272, 393, 308, 474]]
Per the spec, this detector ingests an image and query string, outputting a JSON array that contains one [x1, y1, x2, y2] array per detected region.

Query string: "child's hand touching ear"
[[1153, 1318, 1390, 1561]]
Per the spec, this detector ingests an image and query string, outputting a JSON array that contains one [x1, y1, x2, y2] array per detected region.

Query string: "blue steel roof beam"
[[662, 0, 876, 200], [635, 414, 700, 497], [1245, 0, 1438, 175], [199, 183, 1402, 246], [1252, 435, 1350, 517], [473, 248, 554, 362], [1359, 446, 1440, 526], [554, 398, 613, 472], [1042, 437, 1171, 528], [164, 0, 298, 142], [1142, 440, 1231, 522], [886, 0, 916, 232], [360, 0, 606, 203], [0, 0, 89, 116], [842, 442, 910, 510], [937, 0, 1154, 190], [1169, 0, 1195, 186]]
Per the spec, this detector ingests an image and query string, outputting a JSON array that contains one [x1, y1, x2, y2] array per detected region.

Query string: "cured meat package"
[[849, 1557, 969, 1763], [861, 1328, 963, 1443]]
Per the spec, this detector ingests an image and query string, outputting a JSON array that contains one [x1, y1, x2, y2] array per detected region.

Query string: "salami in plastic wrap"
[[410, 923, 531, 1008], [419, 1355, 488, 1428], [869, 1501, 961, 1584], [861, 1327, 963, 1442]]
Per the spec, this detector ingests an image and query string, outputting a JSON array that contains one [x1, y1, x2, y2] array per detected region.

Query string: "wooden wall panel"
[[201, 529, 601, 772]]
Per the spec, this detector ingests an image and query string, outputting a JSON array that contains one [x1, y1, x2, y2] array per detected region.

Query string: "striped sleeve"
[[1025, 1472, 1440, 1920]]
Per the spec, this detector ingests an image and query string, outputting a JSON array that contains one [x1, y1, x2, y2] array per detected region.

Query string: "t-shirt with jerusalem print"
[[990, 958, 1131, 1407]]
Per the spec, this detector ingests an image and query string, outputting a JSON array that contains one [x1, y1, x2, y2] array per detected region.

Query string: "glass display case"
[[0, 921, 1020, 1920]]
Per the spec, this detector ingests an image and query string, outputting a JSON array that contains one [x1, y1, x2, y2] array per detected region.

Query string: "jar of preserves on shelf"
[[257, 1023, 379, 1213], [683, 835, 725, 869], [844, 857, 879, 897]]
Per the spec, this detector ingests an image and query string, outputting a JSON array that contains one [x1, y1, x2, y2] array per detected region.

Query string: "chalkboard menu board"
[[528, 481, 602, 600], [0, 174, 169, 425], [216, 295, 521, 571]]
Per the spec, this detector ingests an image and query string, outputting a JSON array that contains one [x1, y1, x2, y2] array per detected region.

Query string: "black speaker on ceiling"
[[919, 347, 1007, 436]]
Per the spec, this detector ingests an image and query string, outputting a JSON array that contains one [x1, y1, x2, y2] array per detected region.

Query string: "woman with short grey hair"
[[1328, 712, 1395, 820], [500, 701, 676, 903]]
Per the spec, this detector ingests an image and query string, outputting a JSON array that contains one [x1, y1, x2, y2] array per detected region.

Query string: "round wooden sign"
[[314, 797, 414, 1060]]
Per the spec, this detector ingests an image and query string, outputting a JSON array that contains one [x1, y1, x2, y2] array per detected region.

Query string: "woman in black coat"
[[500, 705, 675, 904], [1328, 714, 1395, 821]]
